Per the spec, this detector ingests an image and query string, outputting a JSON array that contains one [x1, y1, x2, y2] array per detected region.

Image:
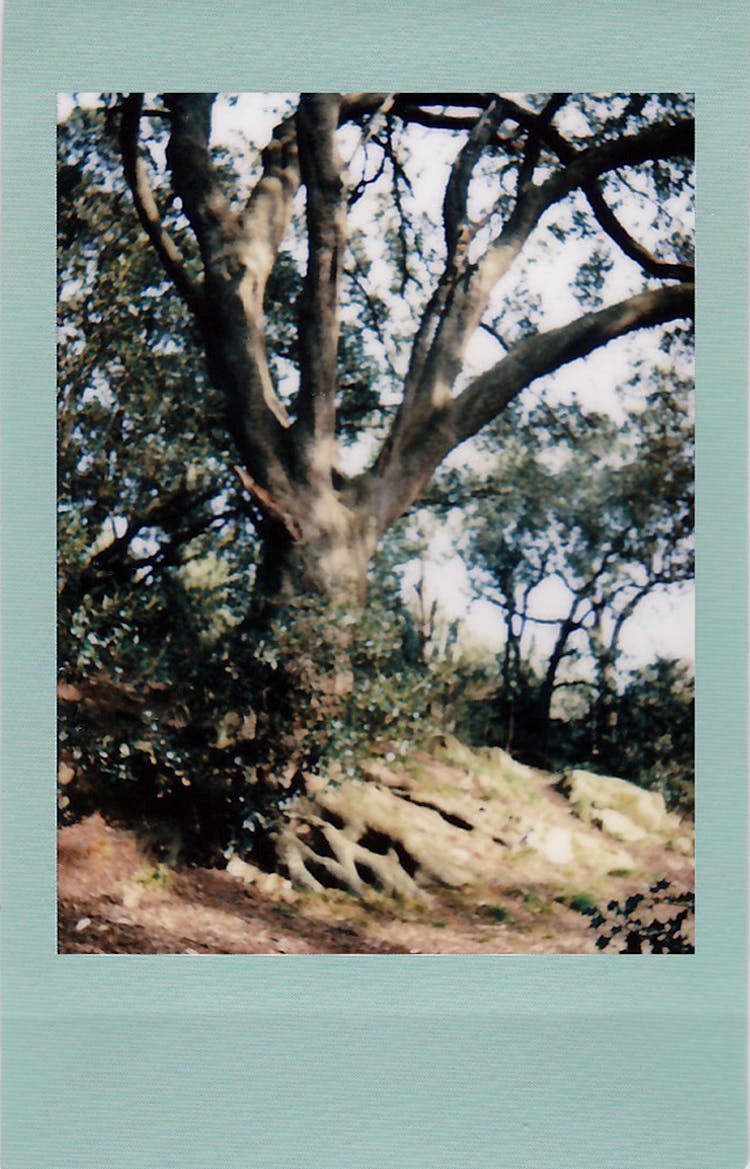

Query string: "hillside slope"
[[58, 740, 694, 954]]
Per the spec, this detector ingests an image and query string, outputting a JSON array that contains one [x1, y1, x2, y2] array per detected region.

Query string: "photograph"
[[57, 91, 695, 955]]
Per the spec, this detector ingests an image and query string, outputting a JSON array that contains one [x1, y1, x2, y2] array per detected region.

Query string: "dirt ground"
[[58, 808, 693, 955]]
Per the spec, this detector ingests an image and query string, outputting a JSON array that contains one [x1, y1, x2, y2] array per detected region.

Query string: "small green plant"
[[567, 891, 595, 913], [134, 864, 172, 889]]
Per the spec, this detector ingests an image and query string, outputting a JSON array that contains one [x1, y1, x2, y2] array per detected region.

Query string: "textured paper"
[[1, 2, 747, 1165]]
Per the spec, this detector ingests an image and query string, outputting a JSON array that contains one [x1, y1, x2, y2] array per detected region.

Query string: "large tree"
[[98, 91, 694, 609], [57, 91, 694, 865]]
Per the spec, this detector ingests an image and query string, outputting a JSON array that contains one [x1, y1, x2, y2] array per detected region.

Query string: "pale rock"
[[226, 855, 260, 884], [563, 769, 667, 833], [526, 825, 573, 865], [593, 808, 648, 843]]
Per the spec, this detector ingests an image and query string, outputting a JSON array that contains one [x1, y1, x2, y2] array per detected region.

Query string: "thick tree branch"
[[160, 94, 298, 494], [443, 97, 505, 259], [541, 117, 694, 203], [452, 282, 695, 443], [293, 94, 346, 476], [497, 95, 694, 280], [391, 105, 485, 133], [119, 94, 205, 318], [239, 109, 301, 288], [363, 283, 693, 532], [162, 93, 233, 258], [383, 114, 693, 472], [533, 111, 693, 276], [515, 93, 568, 199], [397, 96, 694, 284], [338, 93, 391, 123], [473, 116, 694, 298], [398, 105, 503, 392]]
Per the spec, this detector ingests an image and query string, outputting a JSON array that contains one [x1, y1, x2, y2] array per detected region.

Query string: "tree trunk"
[[535, 612, 581, 762], [244, 475, 378, 612]]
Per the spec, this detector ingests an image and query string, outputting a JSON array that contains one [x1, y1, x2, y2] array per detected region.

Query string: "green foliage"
[[580, 880, 694, 954], [59, 569, 481, 860], [235, 587, 478, 778], [566, 892, 596, 913], [608, 659, 695, 811], [484, 904, 510, 923]]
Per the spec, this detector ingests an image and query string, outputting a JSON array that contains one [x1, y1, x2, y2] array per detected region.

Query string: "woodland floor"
[[58, 747, 694, 955], [58, 814, 603, 954]]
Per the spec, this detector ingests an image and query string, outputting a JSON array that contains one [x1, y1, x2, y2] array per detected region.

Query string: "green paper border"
[[2, 3, 747, 1166]]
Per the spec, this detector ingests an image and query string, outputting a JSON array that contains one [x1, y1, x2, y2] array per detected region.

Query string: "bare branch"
[[542, 117, 694, 203], [343, 259, 402, 381], [119, 94, 205, 318], [584, 183, 694, 281], [443, 97, 505, 258], [382, 117, 415, 291], [391, 104, 483, 133], [338, 93, 391, 123], [235, 466, 302, 540]]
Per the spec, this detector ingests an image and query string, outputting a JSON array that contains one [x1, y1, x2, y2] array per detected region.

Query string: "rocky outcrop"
[[558, 768, 694, 855], [236, 739, 693, 901]]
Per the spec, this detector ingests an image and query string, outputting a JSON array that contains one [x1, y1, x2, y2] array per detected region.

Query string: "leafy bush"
[[605, 660, 694, 812], [579, 880, 694, 953], [58, 582, 477, 863]]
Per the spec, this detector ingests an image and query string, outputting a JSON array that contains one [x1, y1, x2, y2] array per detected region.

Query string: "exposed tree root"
[[258, 741, 694, 901]]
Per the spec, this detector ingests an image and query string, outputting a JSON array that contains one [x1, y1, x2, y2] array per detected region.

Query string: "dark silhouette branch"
[[59, 483, 220, 613], [443, 97, 505, 259], [515, 93, 569, 200], [119, 94, 206, 318], [584, 183, 694, 281]]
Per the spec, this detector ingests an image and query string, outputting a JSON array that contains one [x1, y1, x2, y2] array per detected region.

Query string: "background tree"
[[460, 360, 693, 766]]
